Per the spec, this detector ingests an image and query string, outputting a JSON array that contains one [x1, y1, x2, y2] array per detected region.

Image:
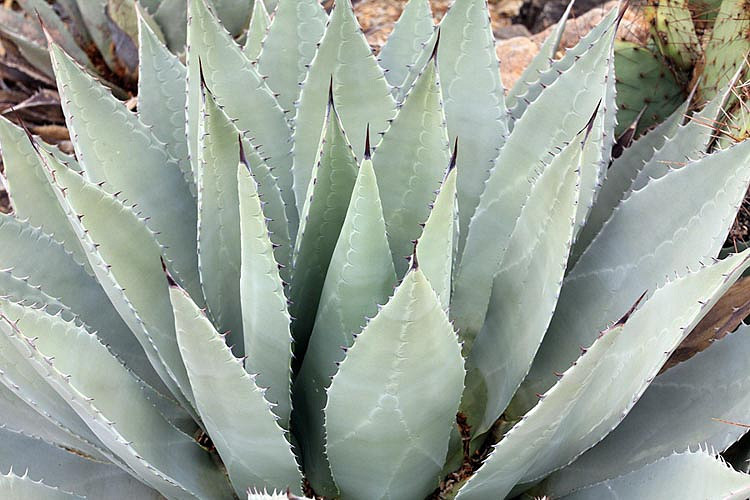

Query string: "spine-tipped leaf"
[[292, 0, 396, 214], [372, 58, 450, 276], [289, 102, 359, 357], [325, 267, 465, 500], [49, 42, 201, 303], [0, 299, 234, 499], [294, 158, 397, 495], [170, 284, 303, 497], [458, 251, 750, 499], [238, 159, 293, 428]]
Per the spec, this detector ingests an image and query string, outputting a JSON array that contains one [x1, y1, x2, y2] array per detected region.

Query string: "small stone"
[[495, 24, 532, 40]]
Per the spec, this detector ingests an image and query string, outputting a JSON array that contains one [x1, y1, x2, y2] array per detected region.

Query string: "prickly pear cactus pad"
[[0, 1, 750, 499]]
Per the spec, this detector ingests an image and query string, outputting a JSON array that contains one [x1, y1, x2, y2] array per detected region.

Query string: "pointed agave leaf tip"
[[238, 135, 251, 170], [12, 109, 41, 154], [430, 28, 441, 62], [364, 124, 371, 159], [328, 75, 335, 110], [616, 0, 630, 27], [160, 256, 178, 287], [410, 241, 419, 270], [581, 100, 602, 146], [448, 137, 459, 173], [198, 57, 210, 95], [613, 106, 646, 158], [614, 290, 648, 327]]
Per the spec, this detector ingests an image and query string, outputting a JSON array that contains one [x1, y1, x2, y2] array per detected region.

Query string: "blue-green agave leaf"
[[0, 299, 233, 499], [292, 0, 395, 216], [49, 41, 202, 303], [542, 323, 750, 498], [256, 0, 328, 115], [325, 267, 465, 500], [294, 157, 397, 496], [437, 0, 509, 252], [457, 250, 750, 499], [518, 136, 750, 413], [170, 284, 303, 497], [560, 450, 750, 500], [238, 155, 293, 429], [378, 0, 435, 91], [289, 100, 359, 358], [452, 6, 618, 351], [371, 58, 450, 276]]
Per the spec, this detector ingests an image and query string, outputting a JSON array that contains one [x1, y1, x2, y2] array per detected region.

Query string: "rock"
[[497, 1, 651, 89], [496, 36, 540, 88], [495, 24, 532, 40], [515, 0, 611, 32]]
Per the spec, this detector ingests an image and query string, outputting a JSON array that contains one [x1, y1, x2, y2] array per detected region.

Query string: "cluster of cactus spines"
[[0, 0, 750, 499]]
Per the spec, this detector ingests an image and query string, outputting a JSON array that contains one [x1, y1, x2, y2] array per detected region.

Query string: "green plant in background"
[[0, 0, 278, 90], [614, 0, 750, 136], [0, 0, 750, 499]]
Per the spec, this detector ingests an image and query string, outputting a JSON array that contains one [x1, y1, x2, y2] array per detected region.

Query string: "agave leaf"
[[0, 470, 81, 499], [573, 99, 615, 244], [197, 85, 244, 355], [209, 0, 253, 36], [292, 0, 395, 215], [628, 77, 738, 192], [508, 5, 619, 123], [0, 427, 160, 499], [0, 29, 54, 79], [187, 0, 298, 232], [437, 0, 508, 251], [239, 137, 294, 281], [416, 161, 457, 310], [39, 153, 197, 415], [152, 0, 187, 52], [0, 382, 109, 462], [247, 489, 314, 500], [242, 0, 270, 62], [518, 138, 750, 412], [170, 285, 303, 497], [541, 323, 750, 497], [559, 450, 750, 500], [505, 0, 574, 110], [238, 157, 293, 429], [0, 214, 161, 392], [0, 270, 72, 325], [16, 0, 92, 69], [371, 58, 450, 276], [49, 42, 202, 303], [462, 127, 583, 438], [0, 307, 110, 460], [74, 0, 119, 72], [289, 101, 359, 357], [452, 8, 617, 350], [137, 11, 193, 193], [378, 0, 435, 91], [256, 0, 327, 114], [0, 117, 87, 265], [0, 300, 234, 500], [457, 251, 750, 499], [293, 158, 397, 496], [572, 95, 691, 264], [325, 267, 465, 500]]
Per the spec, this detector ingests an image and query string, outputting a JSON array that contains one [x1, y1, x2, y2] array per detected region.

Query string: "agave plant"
[[1, 0, 750, 498]]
